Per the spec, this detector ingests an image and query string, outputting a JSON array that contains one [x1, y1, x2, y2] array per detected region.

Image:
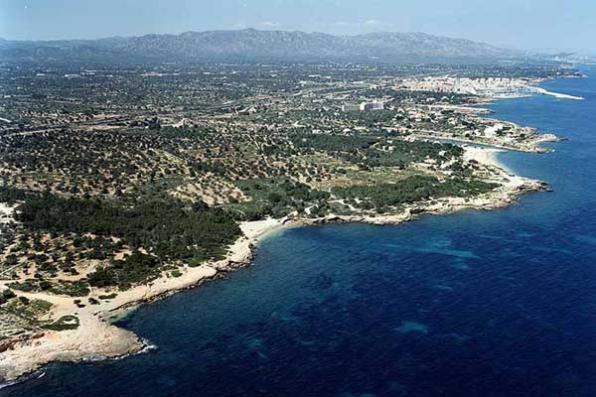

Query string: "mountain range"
[[0, 29, 526, 64]]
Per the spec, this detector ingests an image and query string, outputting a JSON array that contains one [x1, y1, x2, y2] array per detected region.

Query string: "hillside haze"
[[0, 28, 522, 64]]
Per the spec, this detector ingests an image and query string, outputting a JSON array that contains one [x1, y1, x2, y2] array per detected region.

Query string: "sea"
[[3, 67, 596, 397]]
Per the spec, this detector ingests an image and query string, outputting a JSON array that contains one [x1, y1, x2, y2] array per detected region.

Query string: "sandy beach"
[[0, 146, 547, 384]]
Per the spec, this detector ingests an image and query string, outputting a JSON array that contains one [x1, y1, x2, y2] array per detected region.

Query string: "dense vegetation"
[[333, 175, 498, 210], [87, 251, 163, 289], [17, 192, 240, 261], [228, 178, 331, 220], [290, 133, 378, 152], [0, 186, 28, 204]]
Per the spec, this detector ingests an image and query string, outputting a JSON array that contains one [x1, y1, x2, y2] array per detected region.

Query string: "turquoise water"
[[4, 69, 596, 396]]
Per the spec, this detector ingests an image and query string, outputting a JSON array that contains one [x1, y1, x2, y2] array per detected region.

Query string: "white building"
[[360, 101, 384, 111]]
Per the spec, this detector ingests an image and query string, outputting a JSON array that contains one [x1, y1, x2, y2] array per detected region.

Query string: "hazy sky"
[[2, 0, 595, 53]]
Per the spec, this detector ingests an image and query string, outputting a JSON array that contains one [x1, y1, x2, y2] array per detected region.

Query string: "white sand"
[[463, 146, 517, 175]]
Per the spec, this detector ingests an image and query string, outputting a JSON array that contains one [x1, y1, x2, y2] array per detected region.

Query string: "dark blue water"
[[4, 70, 596, 397]]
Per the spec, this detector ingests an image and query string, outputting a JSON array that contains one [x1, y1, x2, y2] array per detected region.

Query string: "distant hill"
[[0, 29, 526, 64]]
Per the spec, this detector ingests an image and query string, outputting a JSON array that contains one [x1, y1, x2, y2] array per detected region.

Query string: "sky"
[[2, 0, 595, 53]]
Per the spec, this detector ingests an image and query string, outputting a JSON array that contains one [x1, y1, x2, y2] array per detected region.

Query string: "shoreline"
[[0, 217, 286, 383], [0, 145, 549, 385]]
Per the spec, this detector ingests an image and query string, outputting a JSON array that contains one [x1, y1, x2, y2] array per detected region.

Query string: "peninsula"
[[0, 58, 577, 383]]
